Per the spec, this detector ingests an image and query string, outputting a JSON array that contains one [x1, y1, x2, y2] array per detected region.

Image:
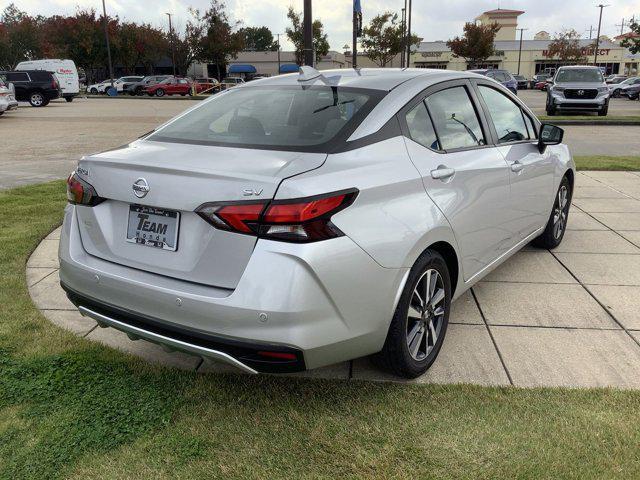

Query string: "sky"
[[3, 0, 640, 51]]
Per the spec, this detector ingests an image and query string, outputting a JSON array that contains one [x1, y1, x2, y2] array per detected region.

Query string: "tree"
[[620, 20, 640, 54], [446, 21, 501, 69], [173, 9, 205, 76], [285, 7, 329, 65], [0, 4, 43, 69], [239, 26, 276, 51], [361, 12, 419, 67], [197, 0, 244, 79], [546, 29, 586, 62]]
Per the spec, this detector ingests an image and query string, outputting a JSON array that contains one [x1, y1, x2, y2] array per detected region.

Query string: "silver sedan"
[[59, 67, 574, 378]]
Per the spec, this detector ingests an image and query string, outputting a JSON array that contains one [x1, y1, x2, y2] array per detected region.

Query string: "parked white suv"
[[546, 66, 610, 116]]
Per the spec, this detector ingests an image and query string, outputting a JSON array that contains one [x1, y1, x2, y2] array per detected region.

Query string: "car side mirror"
[[538, 123, 564, 154]]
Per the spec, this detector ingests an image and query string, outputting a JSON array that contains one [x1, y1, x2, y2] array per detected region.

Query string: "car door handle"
[[510, 161, 524, 173], [430, 167, 456, 180]]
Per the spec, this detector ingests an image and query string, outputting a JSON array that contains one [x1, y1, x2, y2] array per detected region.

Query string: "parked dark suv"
[[0, 70, 60, 107]]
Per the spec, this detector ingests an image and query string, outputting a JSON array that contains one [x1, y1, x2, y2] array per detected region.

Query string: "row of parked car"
[[87, 75, 245, 97]]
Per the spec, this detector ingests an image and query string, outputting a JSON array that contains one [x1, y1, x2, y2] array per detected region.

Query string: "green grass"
[[574, 156, 640, 171], [538, 115, 640, 122], [3, 182, 640, 479]]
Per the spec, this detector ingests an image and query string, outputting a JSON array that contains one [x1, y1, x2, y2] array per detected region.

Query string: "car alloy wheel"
[[156, 89, 165, 97], [553, 185, 569, 240], [90, 88, 98, 94], [406, 269, 445, 361], [30, 92, 44, 107]]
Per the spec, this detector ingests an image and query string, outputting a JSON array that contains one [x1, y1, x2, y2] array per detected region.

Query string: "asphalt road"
[[1, 96, 638, 190]]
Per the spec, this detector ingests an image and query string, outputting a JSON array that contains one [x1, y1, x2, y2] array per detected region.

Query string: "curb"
[[541, 120, 640, 126], [83, 95, 206, 101]]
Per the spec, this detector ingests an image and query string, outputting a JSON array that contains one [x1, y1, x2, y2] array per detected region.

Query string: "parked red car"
[[193, 77, 220, 94], [534, 80, 551, 91], [144, 77, 192, 97]]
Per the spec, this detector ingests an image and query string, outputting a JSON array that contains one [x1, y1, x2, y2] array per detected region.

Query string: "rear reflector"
[[196, 189, 358, 243], [257, 351, 298, 361]]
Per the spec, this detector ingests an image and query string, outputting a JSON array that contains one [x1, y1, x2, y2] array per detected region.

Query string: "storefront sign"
[[421, 51, 443, 58], [542, 48, 610, 58]]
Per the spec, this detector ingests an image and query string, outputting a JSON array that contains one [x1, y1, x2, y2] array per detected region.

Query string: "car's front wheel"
[[155, 88, 165, 97], [533, 176, 572, 249], [89, 88, 98, 94], [374, 250, 451, 378], [612, 89, 620, 98]]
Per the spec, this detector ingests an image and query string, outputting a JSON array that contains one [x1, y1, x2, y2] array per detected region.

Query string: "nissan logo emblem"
[[132, 178, 150, 198]]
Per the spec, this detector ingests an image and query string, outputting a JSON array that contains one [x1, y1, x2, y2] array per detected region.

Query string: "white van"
[[15, 59, 80, 102]]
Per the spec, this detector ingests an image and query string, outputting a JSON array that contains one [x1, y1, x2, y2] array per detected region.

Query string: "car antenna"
[[298, 66, 324, 82]]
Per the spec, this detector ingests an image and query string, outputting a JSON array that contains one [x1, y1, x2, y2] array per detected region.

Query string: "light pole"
[[406, 0, 412, 67], [276, 33, 282, 74], [166, 13, 176, 76], [401, 5, 406, 68], [101, 0, 114, 90], [594, 4, 609, 67], [303, 0, 313, 66], [516, 28, 528, 75]]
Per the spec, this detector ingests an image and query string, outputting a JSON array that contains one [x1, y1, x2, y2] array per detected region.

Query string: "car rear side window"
[[7, 72, 29, 82], [425, 86, 485, 150], [405, 101, 440, 150], [150, 85, 381, 151], [478, 85, 530, 143]]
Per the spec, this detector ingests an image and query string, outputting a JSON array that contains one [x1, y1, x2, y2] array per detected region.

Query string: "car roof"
[[246, 68, 483, 92], [557, 65, 600, 70]]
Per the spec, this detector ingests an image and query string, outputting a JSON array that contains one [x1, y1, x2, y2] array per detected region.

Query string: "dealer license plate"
[[126, 205, 179, 251]]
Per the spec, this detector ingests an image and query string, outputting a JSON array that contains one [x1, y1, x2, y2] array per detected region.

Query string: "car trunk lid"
[[74, 139, 326, 289]]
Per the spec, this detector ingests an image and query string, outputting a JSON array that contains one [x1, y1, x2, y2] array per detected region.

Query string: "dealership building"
[[189, 8, 639, 79], [411, 8, 640, 77]]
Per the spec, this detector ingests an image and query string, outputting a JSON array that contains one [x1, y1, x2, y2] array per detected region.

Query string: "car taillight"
[[66, 172, 105, 206], [196, 189, 358, 243]]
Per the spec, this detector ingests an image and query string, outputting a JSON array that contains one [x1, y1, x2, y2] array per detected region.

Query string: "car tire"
[[65, 97, 73, 103], [89, 88, 98, 94], [612, 89, 620, 98], [155, 89, 165, 97], [373, 250, 451, 379], [598, 102, 609, 116], [532, 176, 572, 249], [29, 91, 46, 107]]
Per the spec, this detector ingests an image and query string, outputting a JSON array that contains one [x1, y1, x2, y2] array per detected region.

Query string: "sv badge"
[[242, 188, 264, 197]]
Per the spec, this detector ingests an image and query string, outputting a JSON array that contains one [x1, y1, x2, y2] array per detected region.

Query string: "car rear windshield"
[[555, 69, 603, 83], [149, 85, 382, 151]]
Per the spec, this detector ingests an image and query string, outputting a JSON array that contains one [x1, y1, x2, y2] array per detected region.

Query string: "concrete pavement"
[[28, 171, 640, 388]]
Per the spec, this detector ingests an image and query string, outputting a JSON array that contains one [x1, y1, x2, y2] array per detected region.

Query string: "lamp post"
[[594, 4, 609, 67], [406, 0, 412, 67], [516, 28, 528, 75], [303, 0, 313, 66], [166, 13, 176, 76], [401, 5, 406, 68], [276, 33, 282, 74], [101, 0, 114, 90]]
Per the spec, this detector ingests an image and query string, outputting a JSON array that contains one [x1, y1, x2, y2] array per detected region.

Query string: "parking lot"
[[1, 94, 639, 190]]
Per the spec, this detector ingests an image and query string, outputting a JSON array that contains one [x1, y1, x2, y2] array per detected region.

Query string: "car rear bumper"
[[59, 205, 406, 372]]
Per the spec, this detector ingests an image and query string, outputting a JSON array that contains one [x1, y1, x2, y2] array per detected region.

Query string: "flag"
[[354, 0, 362, 13]]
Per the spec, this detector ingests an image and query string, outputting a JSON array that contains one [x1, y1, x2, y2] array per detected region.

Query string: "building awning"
[[279, 63, 299, 74], [228, 64, 257, 74]]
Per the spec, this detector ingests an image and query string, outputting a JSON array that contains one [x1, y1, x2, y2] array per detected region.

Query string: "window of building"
[[425, 86, 485, 150], [478, 85, 530, 143], [405, 101, 440, 150]]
